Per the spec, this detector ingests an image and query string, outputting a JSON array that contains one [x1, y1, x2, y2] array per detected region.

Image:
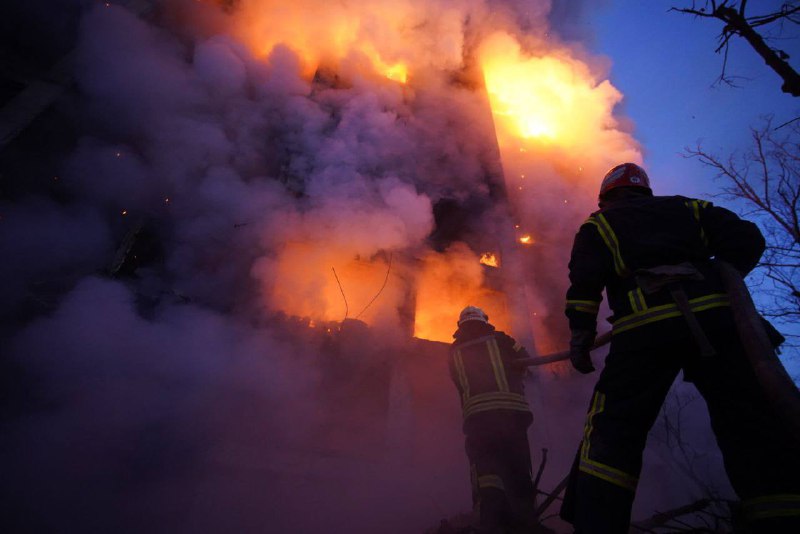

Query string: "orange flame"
[[266, 243, 404, 327], [216, 0, 418, 83], [479, 32, 629, 151], [222, 4, 643, 343], [479, 252, 500, 268], [413, 245, 511, 343]]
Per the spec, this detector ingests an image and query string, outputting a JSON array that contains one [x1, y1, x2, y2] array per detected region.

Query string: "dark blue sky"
[[592, 2, 800, 198], [589, 1, 800, 375]]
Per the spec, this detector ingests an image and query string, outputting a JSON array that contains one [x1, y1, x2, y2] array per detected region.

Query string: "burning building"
[[5, 2, 741, 533]]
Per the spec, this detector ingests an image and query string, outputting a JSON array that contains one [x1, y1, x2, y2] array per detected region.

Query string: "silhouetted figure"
[[449, 306, 538, 533], [560, 163, 800, 533]]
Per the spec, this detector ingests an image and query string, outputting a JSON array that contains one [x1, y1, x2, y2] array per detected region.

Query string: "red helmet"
[[599, 163, 651, 198]]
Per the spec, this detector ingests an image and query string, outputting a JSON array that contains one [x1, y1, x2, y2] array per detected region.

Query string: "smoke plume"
[[0, 1, 734, 532]]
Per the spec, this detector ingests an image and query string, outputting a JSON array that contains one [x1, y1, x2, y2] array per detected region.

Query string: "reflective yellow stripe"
[[463, 391, 527, 407], [487, 338, 510, 392], [581, 391, 605, 458], [613, 293, 730, 334], [743, 494, 800, 519], [462, 392, 530, 419], [477, 474, 505, 491], [686, 199, 709, 247], [578, 391, 638, 491], [452, 349, 470, 402], [627, 291, 637, 312], [566, 299, 601, 314], [627, 287, 647, 313], [464, 401, 531, 419], [587, 214, 629, 277], [690, 200, 700, 221], [579, 458, 638, 491]]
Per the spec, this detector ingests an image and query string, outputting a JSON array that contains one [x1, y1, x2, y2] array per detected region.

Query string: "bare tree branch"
[[671, 1, 800, 96], [683, 116, 800, 326]]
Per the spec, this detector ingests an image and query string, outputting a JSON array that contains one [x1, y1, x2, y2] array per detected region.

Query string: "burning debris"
[[479, 252, 499, 268]]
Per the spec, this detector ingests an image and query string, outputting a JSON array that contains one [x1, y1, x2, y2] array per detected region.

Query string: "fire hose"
[[715, 260, 800, 442], [515, 262, 800, 441], [515, 330, 612, 368]]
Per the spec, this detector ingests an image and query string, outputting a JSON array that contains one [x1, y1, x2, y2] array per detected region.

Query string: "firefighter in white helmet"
[[449, 306, 538, 532], [560, 162, 800, 532]]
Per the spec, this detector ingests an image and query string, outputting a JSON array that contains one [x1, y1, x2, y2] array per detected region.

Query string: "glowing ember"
[[519, 234, 533, 245], [479, 252, 500, 268]]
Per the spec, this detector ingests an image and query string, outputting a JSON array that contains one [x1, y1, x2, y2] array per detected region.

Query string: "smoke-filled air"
[[1, 1, 735, 533]]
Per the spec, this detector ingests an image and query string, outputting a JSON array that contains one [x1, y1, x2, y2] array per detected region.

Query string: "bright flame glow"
[[413, 245, 511, 343], [267, 243, 404, 326], [219, 3, 643, 344], [383, 63, 408, 84], [479, 31, 636, 155], [479, 252, 500, 268], [214, 0, 458, 83]]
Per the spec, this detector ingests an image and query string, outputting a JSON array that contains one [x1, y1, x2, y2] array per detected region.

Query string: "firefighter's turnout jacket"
[[560, 193, 800, 532], [565, 194, 764, 349], [449, 321, 532, 432], [449, 321, 536, 531]]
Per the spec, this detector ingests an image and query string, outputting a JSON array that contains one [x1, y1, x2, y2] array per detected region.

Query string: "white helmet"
[[458, 305, 489, 326]]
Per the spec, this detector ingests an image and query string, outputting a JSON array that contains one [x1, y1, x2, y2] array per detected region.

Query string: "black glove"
[[569, 329, 596, 374]]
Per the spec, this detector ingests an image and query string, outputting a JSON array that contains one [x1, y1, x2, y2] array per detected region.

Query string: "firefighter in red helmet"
[[449, 306, 538, 533], [559, 162, 800, 532]]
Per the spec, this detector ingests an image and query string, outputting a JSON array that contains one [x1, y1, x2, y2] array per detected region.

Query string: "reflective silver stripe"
[[743, 494, 800, 520], [566, 299, 601, 314], [612, 293, 730, 334], [587, 214, 629, 277], [477, 474, 505, 491]]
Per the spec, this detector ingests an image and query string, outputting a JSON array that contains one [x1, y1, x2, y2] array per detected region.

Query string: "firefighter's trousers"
[[465, 412, 537, 533], [560, 335, 800, 534]]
